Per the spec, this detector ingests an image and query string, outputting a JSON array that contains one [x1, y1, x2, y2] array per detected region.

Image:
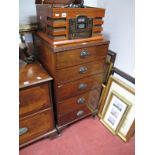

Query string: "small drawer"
[[19, 109, 54, 145], [56, 73, 103, 101], [58, 106, 91, 126], [56, 59, 105, 85], [57, 88, 101, 116], [19, 83, 52, 117], [56, 44, 108, 69]]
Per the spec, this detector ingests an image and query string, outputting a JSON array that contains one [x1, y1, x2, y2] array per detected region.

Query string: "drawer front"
[[58, 106, 91, 126], [19, 109, 54, 145], [56, 45, 108, 69], [56, 73, 103, 101], [56, 59, 105, 84], [57, 88, 101, 116], [19, 83, 52, 117]]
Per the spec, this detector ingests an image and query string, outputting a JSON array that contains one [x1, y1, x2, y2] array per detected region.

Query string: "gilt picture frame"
[[98, 75, 135, 142], [100, 90, 131, 135]]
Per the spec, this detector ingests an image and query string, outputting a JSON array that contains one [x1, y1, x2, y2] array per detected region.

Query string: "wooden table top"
[[19, 61, 53, 89]]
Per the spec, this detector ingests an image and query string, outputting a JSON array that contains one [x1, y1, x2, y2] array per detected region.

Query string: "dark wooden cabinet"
[[19, 62, 56, 148], [34, 32, 110, 131]]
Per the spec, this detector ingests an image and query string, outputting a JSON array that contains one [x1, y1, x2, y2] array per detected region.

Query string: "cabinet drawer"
[[19, 109, 54, 145], [19, 83, 52, 117], [56, 73, 103, 101], [58, 106, 91, 126], [56, 45, 108, 69], [56, 59, 105, 84], [57, 88, 101, 116]]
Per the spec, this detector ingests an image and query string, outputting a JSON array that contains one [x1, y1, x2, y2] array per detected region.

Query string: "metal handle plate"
[[19, 127, 28, 136], [80, 50, 90, 58], [78, 83, 87, 90], [79, 66, 87, 74], [77, 97, 85, 104], [76, 110, 84, 117]]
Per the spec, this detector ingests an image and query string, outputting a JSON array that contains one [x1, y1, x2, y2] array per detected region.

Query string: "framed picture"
[[102, 50, 116, 84], [98, 75, 135, 142], [100, 90, 131, 135]]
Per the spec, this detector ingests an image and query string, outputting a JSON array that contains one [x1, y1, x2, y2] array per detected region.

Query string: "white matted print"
[[99, 76, 135, 141], [100, 90, 130, 134]]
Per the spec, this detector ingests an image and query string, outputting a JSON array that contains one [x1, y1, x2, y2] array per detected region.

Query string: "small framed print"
[[99, 75, 135, 142], [100, 90, 131, 135]]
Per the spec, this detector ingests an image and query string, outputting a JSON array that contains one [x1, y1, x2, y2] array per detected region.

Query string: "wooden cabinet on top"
[[34, 32, 110, 131], [19, 62, 56, 148]]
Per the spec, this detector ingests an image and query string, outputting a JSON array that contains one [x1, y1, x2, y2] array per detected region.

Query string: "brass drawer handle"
[[77, 97, 85, 104], [78, 83, 87, 90], [79, 66, 87, 74], [76, 110, 85, 117], [80, 50, 90, 58], [19, 127, 28, 136]]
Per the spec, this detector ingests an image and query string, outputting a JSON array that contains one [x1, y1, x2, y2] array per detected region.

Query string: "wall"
[[96, 0, 135, 76], [19, 0, 36, 24], [84, 0, 98, 7], [19, 0, 98, 24]]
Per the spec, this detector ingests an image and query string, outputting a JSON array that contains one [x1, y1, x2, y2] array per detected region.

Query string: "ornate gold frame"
[[98, 76, 135, 116], [100, 90, 131, 135], [19, 23, 38, 34], [98, 75, 135, 142]]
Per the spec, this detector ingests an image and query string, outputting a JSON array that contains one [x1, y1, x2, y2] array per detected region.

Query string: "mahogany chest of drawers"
[[19, 62, 56, 148], [34, 32, 110, 131]]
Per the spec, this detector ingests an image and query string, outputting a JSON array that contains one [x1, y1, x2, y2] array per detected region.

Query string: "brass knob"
[[79, 66, 87, 74], [77, 97, 85, 104], [19, 127, 28, 136], [80, 50, 90, 58], [76, 110, 84, 117], [78, 83, 87, 90]]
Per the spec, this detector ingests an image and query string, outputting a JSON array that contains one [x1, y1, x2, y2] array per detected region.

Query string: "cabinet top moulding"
[[36, 32, 110, 52]]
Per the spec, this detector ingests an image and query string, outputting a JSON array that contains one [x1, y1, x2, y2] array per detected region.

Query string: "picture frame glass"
[[103, 92, 128, 130]]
